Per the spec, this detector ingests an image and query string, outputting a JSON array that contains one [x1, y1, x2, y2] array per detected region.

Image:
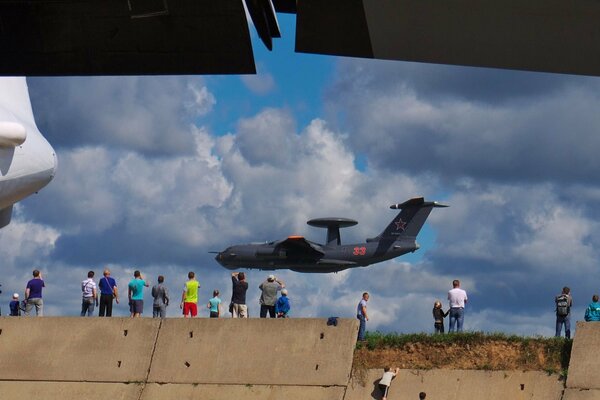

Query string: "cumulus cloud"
[[325, 59, 600, 185], [241, 72, 276, 95], [28, 76, 215, 156]]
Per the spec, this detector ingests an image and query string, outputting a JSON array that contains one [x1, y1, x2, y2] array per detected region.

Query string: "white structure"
[[0, 77, 57, 228]]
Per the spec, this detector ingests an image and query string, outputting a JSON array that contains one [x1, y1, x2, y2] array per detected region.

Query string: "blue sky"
[[2, 13, 600, 338]]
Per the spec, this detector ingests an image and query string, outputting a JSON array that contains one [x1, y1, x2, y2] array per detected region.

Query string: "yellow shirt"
[[184, 280, 200, 303]]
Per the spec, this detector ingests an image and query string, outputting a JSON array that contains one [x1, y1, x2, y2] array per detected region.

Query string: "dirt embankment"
[[354, 338, 571, 372]]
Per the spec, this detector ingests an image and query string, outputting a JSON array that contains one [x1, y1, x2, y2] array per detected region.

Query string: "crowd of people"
[[7, 269, 291, 319], [7, 270, 600, 345]]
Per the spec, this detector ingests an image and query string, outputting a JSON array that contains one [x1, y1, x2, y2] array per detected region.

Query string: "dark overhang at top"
[[1, 0, 600, 77]]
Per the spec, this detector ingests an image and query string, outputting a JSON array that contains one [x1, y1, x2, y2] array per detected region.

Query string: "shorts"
[[130, 299, 144, 314], [379, 384, 390, 398], [210, 311, 218, 318], [183, 302, 198, 317]]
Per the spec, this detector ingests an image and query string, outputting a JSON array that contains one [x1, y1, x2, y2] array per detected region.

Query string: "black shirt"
[[232, 276, 248, 304]]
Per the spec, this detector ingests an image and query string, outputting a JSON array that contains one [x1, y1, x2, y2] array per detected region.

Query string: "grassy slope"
[[354, 332, 572, 375]]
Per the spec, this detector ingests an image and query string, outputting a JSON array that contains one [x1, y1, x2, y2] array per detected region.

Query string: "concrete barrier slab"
[[0, 381, 143, 399], [568, 321, 600, 389], [346, 369, 564, 400], [0, 317, 160, 382], [563, 389, 600, 400], [141, 383, 346, 400], [148, 318, 358, 385]]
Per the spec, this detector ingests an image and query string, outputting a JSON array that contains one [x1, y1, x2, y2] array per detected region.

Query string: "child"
[[275, 289, 290, 318], [378, 366, 400, 400], [207, 290, 221, 318], [9, 293, 21, 316], [432, 300, 449, 333]]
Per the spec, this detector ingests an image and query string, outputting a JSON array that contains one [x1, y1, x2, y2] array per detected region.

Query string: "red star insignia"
[[394, 218, 406, 231]]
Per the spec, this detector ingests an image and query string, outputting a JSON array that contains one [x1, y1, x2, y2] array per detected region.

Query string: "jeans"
[[556, 315, 571, 338], [25, 298, 43, 316], [153, 305, 166, 318], [357, 314, 366, 341], [99, 294, 114, 317], [260, 305, 275, 318], [449, 308, 464, 332], [81, 297, 95, 316]]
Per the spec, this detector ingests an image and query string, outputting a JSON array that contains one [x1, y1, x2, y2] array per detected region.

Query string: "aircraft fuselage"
[[216, 238, 420, 273]]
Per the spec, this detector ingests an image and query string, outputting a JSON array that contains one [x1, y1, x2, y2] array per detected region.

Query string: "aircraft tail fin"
[[367, 197, 447, 242]]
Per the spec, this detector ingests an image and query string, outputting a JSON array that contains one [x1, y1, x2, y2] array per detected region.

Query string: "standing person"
[[180, 271, 200, 318], [9, 293, 21, 316], [25, 269, 45, 316], [584, 294, 600, 322], [275, 289, 290, 318], [81, 270, 98, 317], [378, 366, 400, 400], [357, 292, 369, 341], [448, 279, 468, 332], [231, 272, 248, 318], [207, 289, 221, 318], [98, 268, 119, 317], [151, 275, 169, 318], [128, 270, 148, 318], [259, 274, 285, 318], [555, 286, 573, 338], [432, 300, 449, 334]]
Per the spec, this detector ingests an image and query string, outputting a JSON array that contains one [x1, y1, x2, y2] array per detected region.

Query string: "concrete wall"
[[6, 317, 600, 399], [568, 321, 600, 390], [345, 369, 564, 400], [0, 317, 160, 382], [0, 317, 358, 400], [148, 318, 357, 385]]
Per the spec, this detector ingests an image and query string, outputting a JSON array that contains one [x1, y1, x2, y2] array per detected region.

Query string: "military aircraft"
[[0, 77, 57, 229], [215, 197, 447, 273]]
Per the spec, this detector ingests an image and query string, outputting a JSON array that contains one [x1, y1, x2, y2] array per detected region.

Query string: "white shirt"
[[380, 371, 395, 386], [448, 287, 468, 308], [82, 278, 96, 298]]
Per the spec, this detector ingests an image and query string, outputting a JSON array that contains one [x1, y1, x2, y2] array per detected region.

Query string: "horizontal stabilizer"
[[390, 197, 448, 209]]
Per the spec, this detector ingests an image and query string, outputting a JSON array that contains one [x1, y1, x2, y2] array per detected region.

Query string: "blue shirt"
[[27, 278, 44, 299], [99, 276, 117, 295], [208, 297, 221, 313], [128, 279, 146, 301]]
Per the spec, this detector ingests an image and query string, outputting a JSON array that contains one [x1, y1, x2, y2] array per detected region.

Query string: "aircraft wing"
[[295, 0, 600, 77], [317, 259, 357, 267], [275, 236, 325, 258], [0, 0, 255, 75], [0, 206, 13, 229]]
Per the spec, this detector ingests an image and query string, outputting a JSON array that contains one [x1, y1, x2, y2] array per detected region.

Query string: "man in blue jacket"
[[584, 294, 600, 322]]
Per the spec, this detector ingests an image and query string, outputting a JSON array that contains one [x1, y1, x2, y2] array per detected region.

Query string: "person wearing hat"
[[9, 293, 21, 316], [275, 289, 290, 318], [259, 274, 285, 318]]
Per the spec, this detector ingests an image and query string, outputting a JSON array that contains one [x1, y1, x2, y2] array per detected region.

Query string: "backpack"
[[556, 294, 570, 316]]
